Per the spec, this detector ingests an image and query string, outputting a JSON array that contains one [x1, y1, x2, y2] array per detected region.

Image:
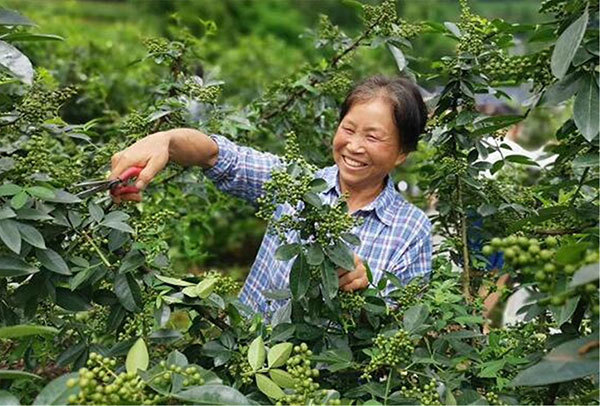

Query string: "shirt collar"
[[319, 166, 401, 227]]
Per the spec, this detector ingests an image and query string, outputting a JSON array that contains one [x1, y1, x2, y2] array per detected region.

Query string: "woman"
[[110, 76, 432, 315]]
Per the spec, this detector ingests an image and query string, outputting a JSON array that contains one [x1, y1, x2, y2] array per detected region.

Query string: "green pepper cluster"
[[362, 330, 414, 379], [182, 79, 222, 104], [117, 301, 155, 342], [142, 37, 184, 65], [12, 134, 83, 187], [456, 0, 498, 57], [120, 110, 150, 137], [339, 291, 366, 313], [17, 82, 77, 125], [66, 353, 159, 405], [363, 0, 398, 37], [203, 270, 240, 296], [316, 14, 342, 42], [277, 343, 332, 405], [229, 345, 254, 385], [316, 72, 352, 99], [154, 360, 205, 387], [482, 50, 553, 89], [484, 235, 599, 304], [393, 278, 424, 312], [399, 379, 442, 405]]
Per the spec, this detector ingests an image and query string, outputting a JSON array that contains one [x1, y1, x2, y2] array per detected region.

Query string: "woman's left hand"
[[338, 253, 369, 292]]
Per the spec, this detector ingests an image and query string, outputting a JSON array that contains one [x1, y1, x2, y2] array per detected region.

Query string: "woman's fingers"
[[135, 155, 168, 190], [340, 276, 368, 292]]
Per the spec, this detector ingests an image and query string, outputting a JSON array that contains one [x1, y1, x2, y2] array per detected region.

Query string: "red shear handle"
[[111, 166, 143, 196]]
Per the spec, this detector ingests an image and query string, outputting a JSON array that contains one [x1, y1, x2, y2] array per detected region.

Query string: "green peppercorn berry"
[[66, 378, 77, 388], [544, 263, 556, 273], [584, 283, 597, 293], [545, 236, 558, 247], [535, 270, 546, 281], [551, 296, 565, 306], [482, 245, 493, 255], [491, 238, 502, 248], [540, 250, 553, 260]]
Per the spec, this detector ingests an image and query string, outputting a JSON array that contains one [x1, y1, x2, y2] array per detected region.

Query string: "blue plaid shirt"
[[204, 135, 432, 317]]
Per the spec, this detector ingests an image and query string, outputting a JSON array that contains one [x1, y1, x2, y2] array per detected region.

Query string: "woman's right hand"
[[109, 131, 171, 203]]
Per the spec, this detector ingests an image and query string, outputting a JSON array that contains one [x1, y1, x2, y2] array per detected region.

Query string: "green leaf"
[[26, 186, 55, 200], [44, 190, 81, 204], [306, 243, 324, 266], [324, 239, 354, 271], [196, 277, 217, 299], [248, 335, 266, 371], [551, 9, 588, 79], [444, 22, 461, 37], [569, 263, 600, 288], [0, 324, 58, 339], [555, 243, 588, 265], [0, 206, 16, 220], [542, 72, 581, 105], [172, 385, 249, 405], [10, 191, 27, 210], [303, 191, 322, 208], [403, 304, 429, 333], [269, 369, 295, 389], [101, 221, 134, 234], [341, 232, 360, 246], [289, 253, 309, 300], [0, 40, 33, 84], [0, 389, 20, 405], [267, 342, 293, 368], [36, 248, 70, 275], [114, 273, 142, 312], [88, 202, 104, 222], [511, 336, 598, 386], [0, 219, 20, 254], [0, 9, 34, 26], [126, 337, 149, 374], [573, 73, 599, 141], [118, 250, 145, 274], [0, 255, 38, 277], [55, 287, 91, 311], [550, 296, 580, 326], [256, 373, 285, 400], [365, 262, 373, 284], [33, 373, 79, 405], [274, 243, 301, 261], [388, 44, 406, 72], [572, 153, 599, 168], [155, 274, 194, 287], [321, 261, 338, 300], [0, 370, 41, 381], [505, 155, 539, 166], [0, 184, 22, 196], [19, 223, 45, 249], [0, 33, 63, 42], [309, 178, 328, 193]]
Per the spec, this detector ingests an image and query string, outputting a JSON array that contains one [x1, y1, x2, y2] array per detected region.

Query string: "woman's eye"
[[344, 127, 354, 134], [367, 135, 378, 141]]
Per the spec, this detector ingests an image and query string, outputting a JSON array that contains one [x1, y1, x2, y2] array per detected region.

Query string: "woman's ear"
[[395, 151, 408, 166]]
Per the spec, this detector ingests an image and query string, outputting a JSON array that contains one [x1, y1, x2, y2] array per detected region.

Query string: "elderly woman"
[[110, 76, 432, 315]]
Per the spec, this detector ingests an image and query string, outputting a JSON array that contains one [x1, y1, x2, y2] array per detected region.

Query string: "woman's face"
[[333, 97, 406, 192]]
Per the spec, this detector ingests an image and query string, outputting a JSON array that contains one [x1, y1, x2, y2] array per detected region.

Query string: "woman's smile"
[[341, 155, 368, 169]]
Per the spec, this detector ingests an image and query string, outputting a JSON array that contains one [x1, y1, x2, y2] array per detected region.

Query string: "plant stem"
[[384, 368, 393, 406], [82, 231, 112, 268], [569, 167, 590, 207], [456, 175, 471, 301]]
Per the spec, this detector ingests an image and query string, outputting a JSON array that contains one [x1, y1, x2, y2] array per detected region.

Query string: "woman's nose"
[[347, 136, 366, 153]]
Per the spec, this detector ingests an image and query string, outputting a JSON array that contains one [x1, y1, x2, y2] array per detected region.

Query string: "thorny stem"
[[569, 167, 590, 207], [82, 231, 112, 268]]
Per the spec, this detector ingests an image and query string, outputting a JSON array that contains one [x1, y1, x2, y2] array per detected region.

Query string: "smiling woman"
[[110, 75, 432, 316]]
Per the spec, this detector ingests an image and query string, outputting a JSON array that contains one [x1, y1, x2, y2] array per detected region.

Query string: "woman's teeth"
[[343, 156, 367, 168]]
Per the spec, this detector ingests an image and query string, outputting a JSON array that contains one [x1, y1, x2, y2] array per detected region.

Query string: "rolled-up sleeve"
[[204, 135, 283, 204]]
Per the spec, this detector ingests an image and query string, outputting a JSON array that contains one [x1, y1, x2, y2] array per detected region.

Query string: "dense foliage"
[[0, 0, 598, 405]]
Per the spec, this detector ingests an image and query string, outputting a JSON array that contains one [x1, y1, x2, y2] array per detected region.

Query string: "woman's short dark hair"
[[339, 76, 427, 153]]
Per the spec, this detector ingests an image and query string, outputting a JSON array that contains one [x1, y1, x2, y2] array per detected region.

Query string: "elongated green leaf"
[[0, 370, 41, 380], [321, 261, 338, 300], [0, 207, 16, 220], [26, 186, 55, 200], [569, 263, 600, 288], [551, 9, 588, 79], [36, 248, 70, 275], [324, 240, 355, 271], [55, 287, 91, 311], [114, 273, 142, 312], [0, 324, 58, 339], [306, 243, 324, 266], [303, 191, 322, 208], [274, 243, 301, 261], [0, 184, 22, 196], [511, 336, 598, 386], [269, 369, 295, 389], [0, 255, 38, 277], [309, 178, 328, 193], [33, 373, 79, 405], [19, 223, 45, 249], [172, 385, 249, 405], [388, 44, 406, 71], [196, 277, 217, 299], [0, 40, 33, 84], [256, 373, 285, 400], [248, 335, 266, 371], [126, 337, 149, 373], [155, 274, 194, 287], [572, 153, 599, 168], [267, 342, 293, 368], [0, 33, 63, 42], [44, 190, 81, 204], [403, 304, 429, 333], [289, 253, 309, 300], [0, 219, 20, 254], [573, 74, 599, 141]]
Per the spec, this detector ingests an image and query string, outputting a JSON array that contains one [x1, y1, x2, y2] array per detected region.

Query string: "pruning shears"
[[73, 167, 143, 198]]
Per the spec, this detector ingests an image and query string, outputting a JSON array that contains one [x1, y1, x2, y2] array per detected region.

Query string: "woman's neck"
[[340, 178, 385, 213]]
